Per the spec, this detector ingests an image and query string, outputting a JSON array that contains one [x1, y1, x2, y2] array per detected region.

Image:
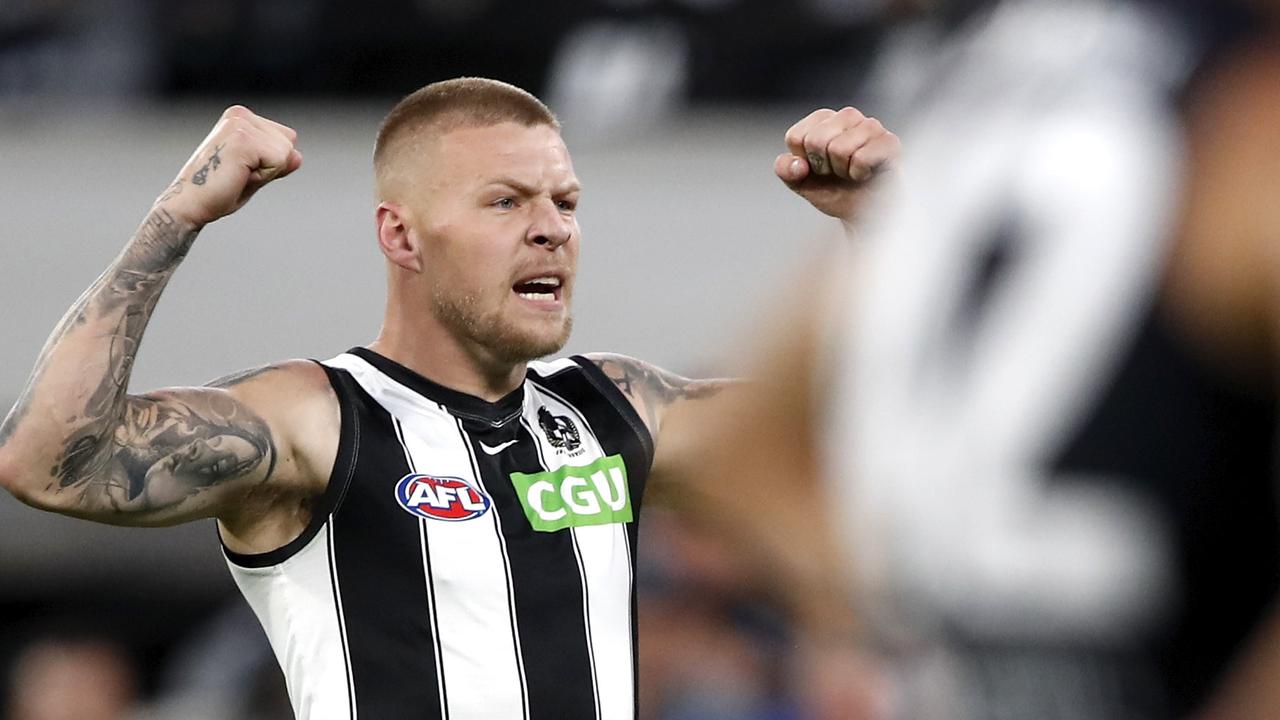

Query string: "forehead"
[[428, 122, 577, 187]]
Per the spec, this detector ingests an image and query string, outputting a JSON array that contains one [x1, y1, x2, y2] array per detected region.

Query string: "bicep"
[[42, 386, 278, 526]]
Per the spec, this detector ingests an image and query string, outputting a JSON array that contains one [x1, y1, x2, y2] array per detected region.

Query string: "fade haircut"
[[374, 77, 560, 197]]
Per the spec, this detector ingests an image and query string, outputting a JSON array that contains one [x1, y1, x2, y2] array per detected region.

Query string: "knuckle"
[[837, 106, 865, 121], [223, 116, 252, 134], [806, 127, 837, 152], [828, 135, 859, 157], [222, 104, 250, 119]]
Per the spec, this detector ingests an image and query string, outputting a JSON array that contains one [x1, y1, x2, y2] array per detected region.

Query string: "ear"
[[376, 202, 423, 272]]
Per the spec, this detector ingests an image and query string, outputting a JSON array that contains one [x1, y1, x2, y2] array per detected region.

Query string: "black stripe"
[[459, 409, 598, 720], [331, 393, 445, 719], [535, 367, 651, 715], [395, 418, 450, 719]]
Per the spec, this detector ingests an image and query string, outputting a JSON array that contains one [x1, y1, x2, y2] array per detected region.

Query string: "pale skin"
[[0, 100, 896, 559]]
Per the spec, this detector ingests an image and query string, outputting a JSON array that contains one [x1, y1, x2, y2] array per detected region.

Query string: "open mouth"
[[513, 275, 563, 303]]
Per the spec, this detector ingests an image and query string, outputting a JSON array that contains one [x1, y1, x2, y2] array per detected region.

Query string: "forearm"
[[0, 205, 199, 508]]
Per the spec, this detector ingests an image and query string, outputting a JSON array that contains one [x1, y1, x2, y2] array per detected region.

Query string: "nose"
[[526, 200, 573, 250]]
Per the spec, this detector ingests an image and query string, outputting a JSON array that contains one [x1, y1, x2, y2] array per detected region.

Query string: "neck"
[[371, 302, 526, 404]]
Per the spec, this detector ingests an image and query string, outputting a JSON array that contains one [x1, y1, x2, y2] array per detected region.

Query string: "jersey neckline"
[[347, 346, 526, 425]]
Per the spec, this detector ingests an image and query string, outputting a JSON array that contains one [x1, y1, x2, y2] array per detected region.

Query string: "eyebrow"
[[487, 177, 582, 195]]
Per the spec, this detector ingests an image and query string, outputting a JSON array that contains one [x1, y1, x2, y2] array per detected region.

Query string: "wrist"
[[126, 205, 201, 272], [152, 178, 214, 231]]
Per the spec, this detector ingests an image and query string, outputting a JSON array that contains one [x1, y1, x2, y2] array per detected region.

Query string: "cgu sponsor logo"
[[395, 474, 491, 522], [509, 455, 631, 532]]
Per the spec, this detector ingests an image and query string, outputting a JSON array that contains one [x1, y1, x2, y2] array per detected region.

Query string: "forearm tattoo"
[[590, 355, 734, 431], [0, 205, 275, 517]]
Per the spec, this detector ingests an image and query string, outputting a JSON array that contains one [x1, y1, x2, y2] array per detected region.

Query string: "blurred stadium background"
[[2, 1, 1278, 719]]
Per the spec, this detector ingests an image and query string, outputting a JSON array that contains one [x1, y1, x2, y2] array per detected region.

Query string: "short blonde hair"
[[374, 77, 560, 190]]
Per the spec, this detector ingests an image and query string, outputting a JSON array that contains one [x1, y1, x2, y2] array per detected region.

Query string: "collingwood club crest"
[[538, 407, 581, 451]]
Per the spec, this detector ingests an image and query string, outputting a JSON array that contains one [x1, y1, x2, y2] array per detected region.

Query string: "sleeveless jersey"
[[224, 347, 653, 720]]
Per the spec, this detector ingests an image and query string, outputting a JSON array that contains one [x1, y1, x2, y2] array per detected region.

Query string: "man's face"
[[408, 122, 581, 364]]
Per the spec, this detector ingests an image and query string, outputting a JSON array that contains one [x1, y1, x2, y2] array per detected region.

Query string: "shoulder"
[[580, 352, 736, 436], [206, 359, 340, 490], [206, 358, 335, 409]]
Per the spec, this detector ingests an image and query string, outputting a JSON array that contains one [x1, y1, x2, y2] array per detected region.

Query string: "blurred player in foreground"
[[679, 0, 1280, 718], [0, 77, 896, 718]]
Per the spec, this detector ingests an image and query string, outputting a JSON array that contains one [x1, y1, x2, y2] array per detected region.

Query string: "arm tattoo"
[[589, 355, 734, 431], [52, 391, 275, 512], [0, 205, 274, 519], [191, 143, 224, 186], [157, 179, 184, 203]]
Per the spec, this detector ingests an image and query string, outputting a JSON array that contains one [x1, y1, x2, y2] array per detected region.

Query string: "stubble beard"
[[432, 287, 573, 365]]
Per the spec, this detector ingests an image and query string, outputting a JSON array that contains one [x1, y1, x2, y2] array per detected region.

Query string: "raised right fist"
[[157, 106, 303, 228]]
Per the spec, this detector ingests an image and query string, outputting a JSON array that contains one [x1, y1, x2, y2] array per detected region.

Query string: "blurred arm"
[[585, 261, 858, 639], [1174, 37, 1280, 720]]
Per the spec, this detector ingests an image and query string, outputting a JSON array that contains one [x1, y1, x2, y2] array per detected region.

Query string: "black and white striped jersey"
[[224, 347, 653, 720]]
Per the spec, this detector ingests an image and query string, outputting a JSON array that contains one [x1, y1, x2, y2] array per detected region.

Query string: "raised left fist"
[[775, 107, 900, 223]]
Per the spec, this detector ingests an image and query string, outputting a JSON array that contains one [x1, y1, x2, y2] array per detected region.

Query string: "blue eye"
[[556, 199, 577, 212], [495, 198, 516, 210]]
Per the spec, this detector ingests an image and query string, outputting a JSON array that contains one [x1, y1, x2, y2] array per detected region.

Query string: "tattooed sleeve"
[[586, 353, 736, 433], [51, 389, 276, 518], [0, 170, 280, 524]]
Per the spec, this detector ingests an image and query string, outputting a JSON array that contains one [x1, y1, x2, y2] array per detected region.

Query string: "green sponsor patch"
[[510, 455, 632, 532]]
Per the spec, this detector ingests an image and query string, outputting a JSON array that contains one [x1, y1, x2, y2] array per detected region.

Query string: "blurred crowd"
[[0, 0, 881, 105]]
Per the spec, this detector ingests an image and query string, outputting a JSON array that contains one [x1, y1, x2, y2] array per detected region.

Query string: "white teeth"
[[518, 292, 555, 302], [525, 276, 560, 287]]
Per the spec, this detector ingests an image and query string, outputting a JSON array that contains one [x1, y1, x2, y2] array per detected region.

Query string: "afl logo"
[[395, 474, 491, 521]]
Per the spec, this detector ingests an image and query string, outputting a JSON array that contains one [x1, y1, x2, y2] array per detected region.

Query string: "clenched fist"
[[156, 106, 303, 228], [775, 107, 900, 224]]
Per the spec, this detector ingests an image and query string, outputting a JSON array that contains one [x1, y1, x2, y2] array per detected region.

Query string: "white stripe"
[[327, 523, 359, 720], [528, 357, 579, 377], [226, 525, 355, 720], [398, 408, 526, 719], [526, 382, 635, 720], [322, 353, 449, 422], [569, 529, 604, 720], [393, 418, 449, 717], [454, 416, 531, 720]]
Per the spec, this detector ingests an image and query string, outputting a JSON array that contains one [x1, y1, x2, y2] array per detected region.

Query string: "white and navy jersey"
[[224, 347, 653, 720]]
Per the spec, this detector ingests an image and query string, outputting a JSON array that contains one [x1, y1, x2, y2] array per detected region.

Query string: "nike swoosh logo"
[[479, 439, 519, 455]]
